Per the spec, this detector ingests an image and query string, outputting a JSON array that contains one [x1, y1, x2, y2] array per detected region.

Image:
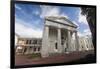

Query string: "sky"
[[15, 3, 91, 38]]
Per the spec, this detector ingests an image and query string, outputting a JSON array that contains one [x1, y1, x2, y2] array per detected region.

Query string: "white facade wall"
[[41, 16, 79, 57], [78, 36, 94, 51], [16, 38, 42, 54]]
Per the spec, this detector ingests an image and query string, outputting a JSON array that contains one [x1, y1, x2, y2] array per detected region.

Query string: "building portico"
[[41, 16, 79, 57]]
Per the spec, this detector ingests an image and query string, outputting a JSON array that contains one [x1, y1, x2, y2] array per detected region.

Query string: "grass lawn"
[[25, 53, 41, 59]]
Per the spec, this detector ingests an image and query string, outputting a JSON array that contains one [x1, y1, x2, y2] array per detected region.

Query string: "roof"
[[45, 16, 78, 28], [15, 33, 20, 37], [18, 37, 42, 40]]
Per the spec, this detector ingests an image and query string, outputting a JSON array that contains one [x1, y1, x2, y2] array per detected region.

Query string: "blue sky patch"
[[15, 3, 91, 38]]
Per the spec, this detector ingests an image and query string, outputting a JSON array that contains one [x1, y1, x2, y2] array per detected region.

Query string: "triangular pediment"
[[46, 16, 77, 28]]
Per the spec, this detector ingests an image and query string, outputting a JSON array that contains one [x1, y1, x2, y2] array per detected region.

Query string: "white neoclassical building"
[[15, 36, 42, 54], [15, 33, 20, 47], [78, 36, 94, 51], [41, 16, 80, 57], [15, 16, 94, 57]]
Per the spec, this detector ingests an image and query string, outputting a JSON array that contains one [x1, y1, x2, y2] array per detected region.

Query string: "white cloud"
[[78, 8, 88, 25], [60, 13, 69, 19], [40, 5, 69, 19], [32, 10, 40, 15], [40, 5, 60, 18], [72, 21, 79, 27], [15, 4, 21, 10], [78, 32, 84, 37], [78, 28, 91, 37], [15, 19, 43, 38], [83, 29, 91, 35]]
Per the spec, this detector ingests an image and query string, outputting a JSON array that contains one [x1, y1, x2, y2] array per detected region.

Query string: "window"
[[38, 40, 42, 44], [61, 42, 63, 45], [34, 47, 36, 51], [32, 40, 35, 44], [55, 42, 58, 49], [38, 47, 40, 51], [34, 40, 37, 44], [87, 45, 88, 48], [26, 40, 28, 44], [24, 47, 27, 53], [82, 46, 83, 48], [29, 40, 31, 44], [65, 48, 67, 52], [61, 36, 64, 40]]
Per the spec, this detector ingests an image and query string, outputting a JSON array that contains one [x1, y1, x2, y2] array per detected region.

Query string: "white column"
[[67, 30, 71, 52], [75, 31, 79, 51], [58, 28, 62, 53], [64, 32, 68, 53], [30, 47, 33, 54], [36, 47, 38, 53], [21, 46, 24, 54], [26, 47, 30, 54], [41, 26, 49, 57], [70, 32, 73, 51]]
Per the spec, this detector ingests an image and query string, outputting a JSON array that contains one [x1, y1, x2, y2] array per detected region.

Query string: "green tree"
[[81, 7, 96, 51]]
